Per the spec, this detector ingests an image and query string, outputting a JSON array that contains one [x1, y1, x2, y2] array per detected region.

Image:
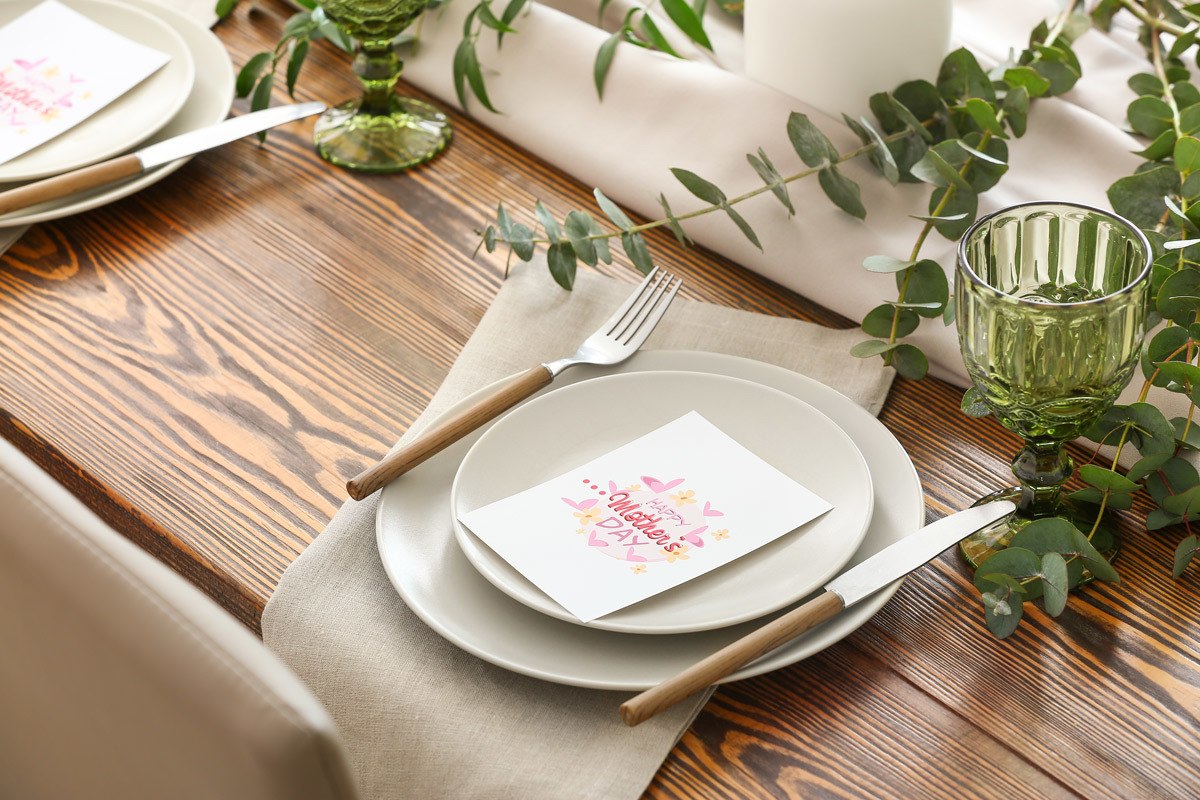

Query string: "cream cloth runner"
[[400, 0, 1158, 400], [262, 263, 894, 799]]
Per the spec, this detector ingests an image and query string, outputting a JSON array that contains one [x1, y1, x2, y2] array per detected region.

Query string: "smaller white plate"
[[0, 0, 233, 227], [452, 370, 874, 634], [0, 0, 196, 182]]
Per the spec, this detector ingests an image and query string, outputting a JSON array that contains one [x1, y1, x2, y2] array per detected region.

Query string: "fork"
[[346, 269, 683, 500]]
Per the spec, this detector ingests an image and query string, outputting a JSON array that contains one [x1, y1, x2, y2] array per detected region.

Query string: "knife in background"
[[619, 500, 1017, 727], [0, 102, 327, 218]]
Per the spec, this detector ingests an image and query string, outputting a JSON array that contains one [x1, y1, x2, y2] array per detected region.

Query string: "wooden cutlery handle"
[[619, 590, 846, 727], [347, 365, 553, 500], [0, 155, 143, 217]]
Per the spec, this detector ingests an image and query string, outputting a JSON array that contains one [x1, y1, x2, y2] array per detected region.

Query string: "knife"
[[618, 500, 1016, 727], [0, 102, 327, 218]]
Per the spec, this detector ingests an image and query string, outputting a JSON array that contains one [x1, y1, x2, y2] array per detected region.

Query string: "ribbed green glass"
[[956, 202, 1151, 568], [313, 0, 451, 172]]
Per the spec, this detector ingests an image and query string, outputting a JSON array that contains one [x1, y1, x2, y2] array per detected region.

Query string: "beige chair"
[[0, 439, 360, 800]]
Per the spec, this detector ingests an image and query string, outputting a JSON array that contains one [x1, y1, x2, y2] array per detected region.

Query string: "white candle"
[[744, 0, 953, 121]]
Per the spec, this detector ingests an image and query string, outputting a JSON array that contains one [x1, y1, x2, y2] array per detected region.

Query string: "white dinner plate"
[[0, 0, 233, 227], [0, 0, 196, 182], [452, 370, 874, 634], [377, 351, 925, 690]]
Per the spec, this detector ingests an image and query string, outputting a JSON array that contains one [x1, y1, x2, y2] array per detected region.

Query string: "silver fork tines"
[[542, 269, 683, 377]]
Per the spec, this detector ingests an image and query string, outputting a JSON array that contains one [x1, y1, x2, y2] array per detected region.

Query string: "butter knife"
[[0, 102, 326, 218], [619, 500, 1016, 726]]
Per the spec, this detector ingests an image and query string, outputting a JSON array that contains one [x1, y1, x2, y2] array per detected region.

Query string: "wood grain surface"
[[0, 5, 1197, 798]]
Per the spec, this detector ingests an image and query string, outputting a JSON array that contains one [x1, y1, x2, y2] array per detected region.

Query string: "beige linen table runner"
[[262, 263, 894, 799]]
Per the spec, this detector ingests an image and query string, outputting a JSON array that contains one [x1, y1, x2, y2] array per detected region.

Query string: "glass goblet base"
[[958, 486, 1120, 579], [314, 96, 451, 173]]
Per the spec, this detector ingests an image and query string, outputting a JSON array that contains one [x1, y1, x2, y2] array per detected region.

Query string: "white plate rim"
[[377, 350, 924, 690], [449, 369, 874, 634], [0, 0, 196, 182], [0, 0, 233, 227]]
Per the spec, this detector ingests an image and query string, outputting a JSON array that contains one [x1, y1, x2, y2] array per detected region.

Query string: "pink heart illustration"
[[642, 475, 685, 493], [625, 548, 648, 562], [56, 93, 73, 108], [561, 497, 598, 511], [681, 526, 707, 547], [702, 502, 724, 517], [587, 531, 609, 547]]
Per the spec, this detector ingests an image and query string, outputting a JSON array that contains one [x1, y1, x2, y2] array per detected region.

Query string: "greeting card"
[[458, 412, 834, 622], [0, 1, 170, 166]]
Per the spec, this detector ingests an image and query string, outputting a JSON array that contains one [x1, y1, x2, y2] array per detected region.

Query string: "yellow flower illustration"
[[669, 489, 696, 507], [575, 527, 587, 535], [625, 483, 642, 492], [631, 564, 647, 574], [712, 529, 730, 541], [573, 507, 601, 525], [42, 65, 60, 78], [662, 545, 690, 563]]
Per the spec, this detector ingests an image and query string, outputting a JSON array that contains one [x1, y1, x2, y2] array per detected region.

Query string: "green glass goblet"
[[956, 201, 1151, 569], [313, 0, 451, 172]]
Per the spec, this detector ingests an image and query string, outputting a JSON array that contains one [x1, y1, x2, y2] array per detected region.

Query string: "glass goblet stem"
[[355, 40, 401, 115], [1011, 440, 1073, 518]]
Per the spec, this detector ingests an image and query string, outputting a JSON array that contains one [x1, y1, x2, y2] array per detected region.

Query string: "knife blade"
[[0, 102, 327, 219], [619, 500, 1016, 726]]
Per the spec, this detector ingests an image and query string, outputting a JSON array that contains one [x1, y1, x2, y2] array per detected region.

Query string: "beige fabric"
[[262, 263, 894, 800], [0, 439, 360, 800]]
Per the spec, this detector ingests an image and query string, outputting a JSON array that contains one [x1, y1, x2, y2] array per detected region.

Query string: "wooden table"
[[2, 6, 1197, 798]]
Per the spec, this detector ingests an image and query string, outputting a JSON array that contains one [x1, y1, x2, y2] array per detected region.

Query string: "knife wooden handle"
[[346, 365, 553, 501], [0, 154, 143, 218], [619, 590, 846, 727]]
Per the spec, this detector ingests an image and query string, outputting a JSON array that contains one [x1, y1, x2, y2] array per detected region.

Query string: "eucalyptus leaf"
[[1127, 453, 1172, 482], [1128, 95, 1175, 138], [1068, 487, 1134, 511], [1004, 65, 1050, 97], [787, 112, 840, 167], [818, 167, 866, 219], [937, 47, 996, 103], [1003, 85, 1030, 137], [850, 340, 898, 358], [897, 259, 949, 318], [620, 231, 655, 274], [890, 343, 929, 379], [1079, 464, 1138, 494], [862, 304, 918, 338], [858, 117, 900, 184], [535, 200, 561, 242], [285, 39, 309, 98], [670, 168, 726, 205], [911, 149, 971, 191], [746, 149, 795, 214], [722, 204, 762, 250], [928, 186, 978, 239], [508, 222, 535, 261], [1010, 517, 1077, 556], [564, 211, 598, 266], [1177, 136, 1200, 176], [1041, 553, 1069, 617], [1174, 534, 1200, 577], [656, 194, 691, 246], [863, 255, 916, 273], [593, 188, 633, 231], [1108, 165, 1181, 229], [964, 97, 1006, 136], [546, 242, 577, 289]]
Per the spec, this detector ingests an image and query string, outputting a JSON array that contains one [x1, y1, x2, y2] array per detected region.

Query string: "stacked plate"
[[377, 351, 925, 691], [0, 0, 235, 229]]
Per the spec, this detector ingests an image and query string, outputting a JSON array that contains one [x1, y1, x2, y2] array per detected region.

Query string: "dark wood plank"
[[1, 4, 1197, 799]]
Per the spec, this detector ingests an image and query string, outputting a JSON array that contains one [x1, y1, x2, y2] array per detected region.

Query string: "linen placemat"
[[261, 263, 895, 800]]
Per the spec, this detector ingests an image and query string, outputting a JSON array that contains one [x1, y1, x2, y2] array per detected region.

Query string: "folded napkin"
[[400, 0, 1152, 397], [262, 263, 894, 800]]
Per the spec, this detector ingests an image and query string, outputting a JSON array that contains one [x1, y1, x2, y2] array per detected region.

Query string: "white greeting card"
[[0, 0, 170, 166], [458, 412, 834, 623]]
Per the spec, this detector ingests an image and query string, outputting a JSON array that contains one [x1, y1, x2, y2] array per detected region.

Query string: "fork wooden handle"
[[618, 590, 846, 727], [347, 365, 553, 500]]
